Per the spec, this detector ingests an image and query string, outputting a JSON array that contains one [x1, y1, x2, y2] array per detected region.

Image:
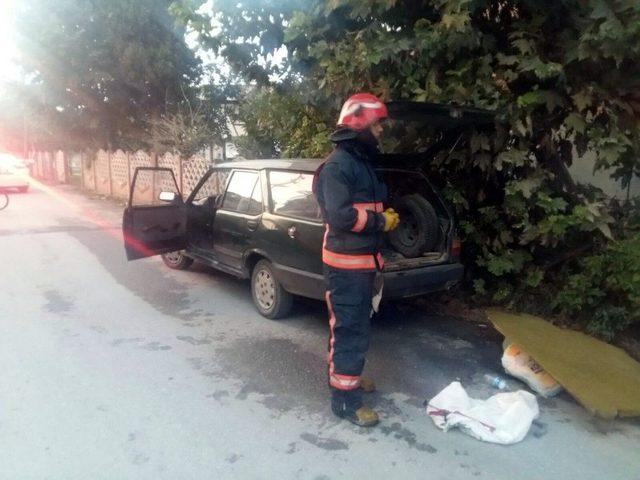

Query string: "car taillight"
[[451, 237, 461, 259]]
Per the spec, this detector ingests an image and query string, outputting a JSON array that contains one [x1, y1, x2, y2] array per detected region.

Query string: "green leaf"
[[517, 91, 543, 107], [525, 269, 545, 288], [512, 38, 534, 55], [473, 278, 486, 295], [510, 176, 544, 199], [470, 133, 490, 152], [565, 113, 586, 134], [496, 149, 527, 170], [595, 220, 614, 240], [517, 90, 564, 112], [496, 53, 518, 66], [590, 0, 612, 20], [518, 56, 563, 80], [572, 90, 593, 112], [441, 12, 470, 32]]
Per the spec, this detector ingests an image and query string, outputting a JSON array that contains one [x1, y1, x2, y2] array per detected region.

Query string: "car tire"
[[251, 259, 293, 319], [388, 194, 440, 257], [161, 251, 194, 270], [0, 192, 8, 211]]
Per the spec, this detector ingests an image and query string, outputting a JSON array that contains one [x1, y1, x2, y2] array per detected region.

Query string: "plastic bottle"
[[484, 374, 507, 390]]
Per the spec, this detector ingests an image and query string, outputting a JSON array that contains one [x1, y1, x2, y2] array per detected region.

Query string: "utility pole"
[[221, 102, 227, 162]]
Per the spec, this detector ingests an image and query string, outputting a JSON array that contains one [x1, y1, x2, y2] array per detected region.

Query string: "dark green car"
[[122, 157, 461, 318]]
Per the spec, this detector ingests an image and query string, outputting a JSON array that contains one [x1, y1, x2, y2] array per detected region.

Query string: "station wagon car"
[[122, 158, 463, 318]]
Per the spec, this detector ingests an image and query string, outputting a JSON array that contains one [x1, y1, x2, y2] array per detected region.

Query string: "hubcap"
[[397, 215, 419, 247], [254, 269, 275, 311], [165, 251, 182, 264]]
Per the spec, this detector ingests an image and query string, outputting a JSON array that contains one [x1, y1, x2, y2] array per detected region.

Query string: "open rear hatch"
[[375, 101, 495, 271], [378, 168, 454, 272]]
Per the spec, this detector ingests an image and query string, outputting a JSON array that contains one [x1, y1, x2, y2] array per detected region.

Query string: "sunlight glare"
[[0, 0, 21, 82]]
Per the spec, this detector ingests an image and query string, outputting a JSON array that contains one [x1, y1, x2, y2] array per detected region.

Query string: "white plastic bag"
[[502, 343, 563, 397], [426, 382, 539, 445]]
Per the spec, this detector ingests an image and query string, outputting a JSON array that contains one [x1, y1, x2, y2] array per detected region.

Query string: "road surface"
[[1, 184, 639, 480]]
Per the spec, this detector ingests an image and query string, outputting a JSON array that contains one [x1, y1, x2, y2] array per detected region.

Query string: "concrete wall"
[[569, 149, 639, 199]]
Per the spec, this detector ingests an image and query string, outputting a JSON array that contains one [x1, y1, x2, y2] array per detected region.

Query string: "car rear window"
[[268, 171, 322, 221]]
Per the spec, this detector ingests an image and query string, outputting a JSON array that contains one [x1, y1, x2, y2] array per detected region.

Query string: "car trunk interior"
[[378, 167, 453, 272]]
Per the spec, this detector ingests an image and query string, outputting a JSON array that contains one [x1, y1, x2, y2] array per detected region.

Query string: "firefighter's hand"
[[382, 208, 400, 232]]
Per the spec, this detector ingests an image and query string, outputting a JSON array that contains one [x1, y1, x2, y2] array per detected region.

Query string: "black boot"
[[331, 389, 379, 427]]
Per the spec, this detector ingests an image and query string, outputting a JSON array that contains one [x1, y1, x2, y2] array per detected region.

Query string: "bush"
[[553, 233, 640, 340]]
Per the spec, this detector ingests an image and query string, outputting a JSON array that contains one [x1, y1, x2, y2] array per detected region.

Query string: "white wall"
[[569, 149, 639, 199]]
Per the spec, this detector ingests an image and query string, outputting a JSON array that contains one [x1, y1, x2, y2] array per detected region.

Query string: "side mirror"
[[158, 191, 178, 203]]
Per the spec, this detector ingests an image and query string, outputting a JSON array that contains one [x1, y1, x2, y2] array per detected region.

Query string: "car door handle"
[[247, 218, 260, 231], [288, 226, 297, 239], [142, 224, 168, 233]]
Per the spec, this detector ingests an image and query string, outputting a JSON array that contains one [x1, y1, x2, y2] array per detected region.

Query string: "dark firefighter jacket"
[[313, 132, 388, 271]]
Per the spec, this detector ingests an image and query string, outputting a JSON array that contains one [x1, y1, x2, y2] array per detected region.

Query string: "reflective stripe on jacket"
[[314, 138, 388, 271]]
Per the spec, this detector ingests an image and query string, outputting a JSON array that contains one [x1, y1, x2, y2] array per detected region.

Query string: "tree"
[[170, 0, 306, 85], [11, 0, 202, 150], [232, 86, 333, 158], [146, 77, 240, 158], [175, 0, 640, 338]]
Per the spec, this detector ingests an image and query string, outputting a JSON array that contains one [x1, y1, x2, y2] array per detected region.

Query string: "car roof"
[[214, 158, 323, 172]]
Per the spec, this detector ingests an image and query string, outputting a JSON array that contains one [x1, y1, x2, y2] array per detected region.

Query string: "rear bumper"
[[383, 262, 463, 299]]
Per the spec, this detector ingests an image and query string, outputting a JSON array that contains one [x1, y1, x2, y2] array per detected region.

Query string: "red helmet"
[[337, 93, 388, 131]]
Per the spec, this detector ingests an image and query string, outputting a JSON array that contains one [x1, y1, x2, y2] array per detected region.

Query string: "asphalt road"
[[1, 184, 639, 480]]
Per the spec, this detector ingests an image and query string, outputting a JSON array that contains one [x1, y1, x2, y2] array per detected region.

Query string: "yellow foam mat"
[[487, 309, 640, 419]]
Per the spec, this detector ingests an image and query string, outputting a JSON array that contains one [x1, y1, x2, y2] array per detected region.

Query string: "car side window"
[[131, 169, 180, 207], [268, 171, 322, 221], [192, 170, 230, 204], [222, 170, 259, 213]]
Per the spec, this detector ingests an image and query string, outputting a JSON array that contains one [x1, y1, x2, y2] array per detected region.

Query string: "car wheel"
[[161, 251, 194, 270], [251, 259, 293, 319], [0, 192, 8, 211], [388, 194, 440, 257]]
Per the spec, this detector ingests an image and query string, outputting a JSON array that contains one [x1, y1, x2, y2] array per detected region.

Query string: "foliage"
[[169, 0, 306, 85], [553, 232, 640, 340], [233, 87, 333, 158], [148, 109, 215, 159], [147, 71, 241, 158], [9, 0, 202, 150]]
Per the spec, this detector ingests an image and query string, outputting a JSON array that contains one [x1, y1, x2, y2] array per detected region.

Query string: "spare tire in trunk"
[[388, 194, 440, 257]]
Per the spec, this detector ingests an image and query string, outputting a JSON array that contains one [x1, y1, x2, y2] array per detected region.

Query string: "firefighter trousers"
[[325, 266, 376, 412]]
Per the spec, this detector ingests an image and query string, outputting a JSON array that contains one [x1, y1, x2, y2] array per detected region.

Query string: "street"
[[1, 184, 639, 480]]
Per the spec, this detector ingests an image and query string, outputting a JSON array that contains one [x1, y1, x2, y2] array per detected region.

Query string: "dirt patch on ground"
[[410, 294, 489, 325], [615, 324, 640, 363], [417, 295, 640, 363]]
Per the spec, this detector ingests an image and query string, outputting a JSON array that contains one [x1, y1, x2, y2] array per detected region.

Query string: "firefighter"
[[313, 93, 400, 427]]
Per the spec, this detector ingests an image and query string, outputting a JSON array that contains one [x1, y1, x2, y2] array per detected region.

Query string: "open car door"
[[122, 167, 187, 261]]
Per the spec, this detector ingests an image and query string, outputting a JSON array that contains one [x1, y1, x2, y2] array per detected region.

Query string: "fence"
[[29, 149, 213, 201]]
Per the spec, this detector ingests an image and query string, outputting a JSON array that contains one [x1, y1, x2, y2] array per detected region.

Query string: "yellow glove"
[[382, 208, 400, 232]]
